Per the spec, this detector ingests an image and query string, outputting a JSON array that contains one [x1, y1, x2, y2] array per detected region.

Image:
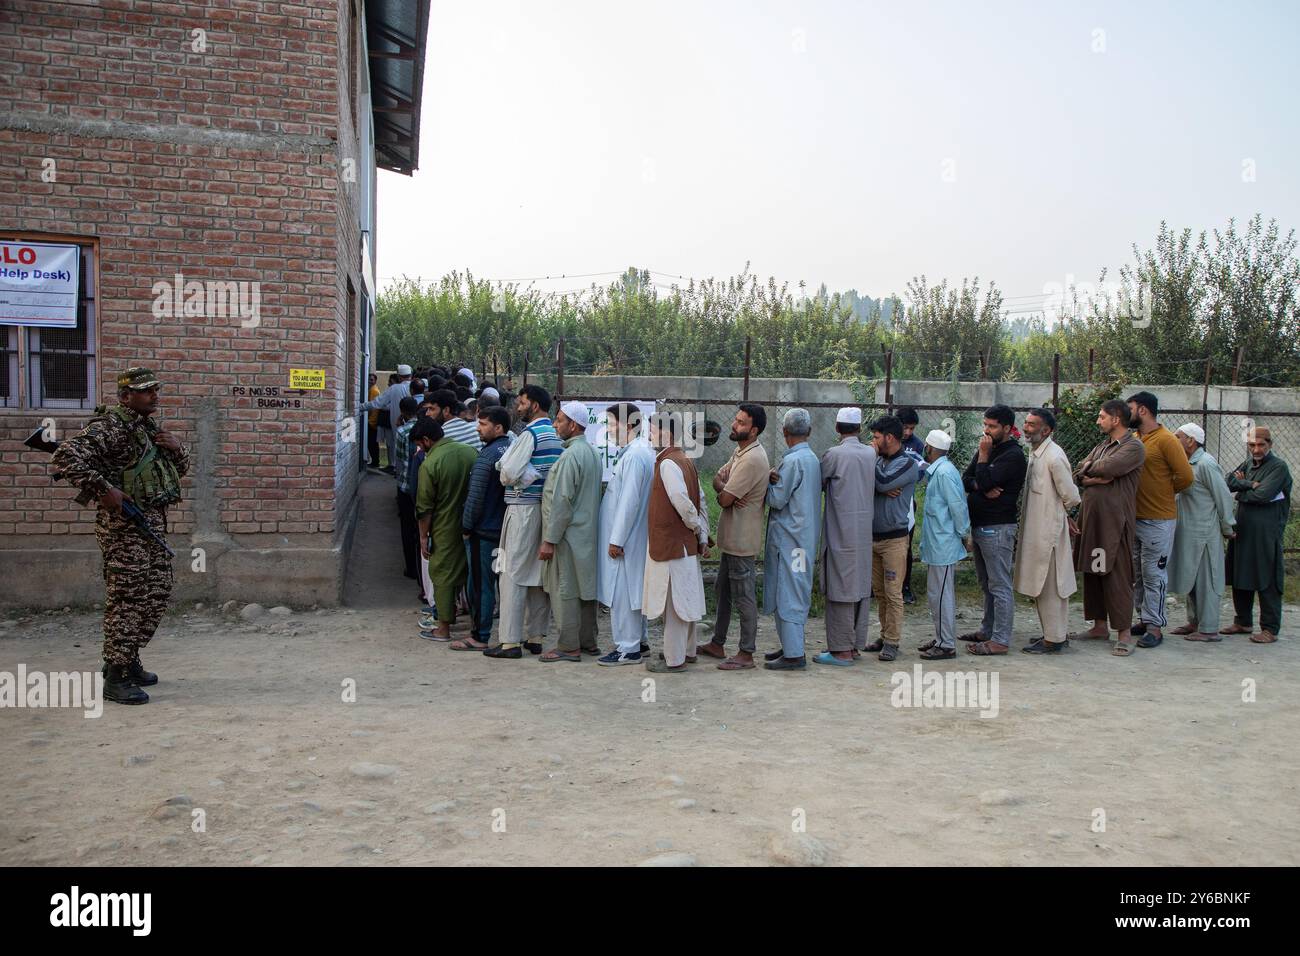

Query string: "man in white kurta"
[[1014, 409, 1081, 653], [596, 404, 656, 665], [643, 417, 710, 672]]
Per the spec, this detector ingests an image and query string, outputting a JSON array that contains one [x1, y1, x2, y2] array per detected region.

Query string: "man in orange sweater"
[[1126, 392, 1194, 648]]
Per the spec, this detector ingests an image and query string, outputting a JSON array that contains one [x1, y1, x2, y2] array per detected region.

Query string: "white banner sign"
[[0, 241, 80, 328], [579, 400, 656, 482]]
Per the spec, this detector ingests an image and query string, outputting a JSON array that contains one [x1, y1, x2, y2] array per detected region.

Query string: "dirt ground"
[[2, 475, 1298, 867]]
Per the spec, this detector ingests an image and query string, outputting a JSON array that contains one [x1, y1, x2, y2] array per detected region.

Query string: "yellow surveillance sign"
[[289, 369, 326, 390]]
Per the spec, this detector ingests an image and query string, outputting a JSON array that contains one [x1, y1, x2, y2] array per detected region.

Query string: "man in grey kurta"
[[760, 409, 822, 669], [1222, 426, 1292, 643], [538, 402, 603, 660], [816, 407, 876, 663], [1167, 423, 1236, 640]]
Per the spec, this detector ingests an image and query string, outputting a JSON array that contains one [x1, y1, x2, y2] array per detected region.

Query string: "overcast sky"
[[376, 0, 1300, 312]]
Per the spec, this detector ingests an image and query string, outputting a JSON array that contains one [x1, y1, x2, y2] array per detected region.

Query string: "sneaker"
[[598, 650, 642, 666], [418, 614, 437, 630]]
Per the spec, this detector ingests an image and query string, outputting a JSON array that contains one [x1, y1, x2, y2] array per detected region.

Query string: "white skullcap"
[[396, 364, 412, 376], [836, 407, 862, 425], [459, 367, 476, 382], [560, 401, 589, 426], [480, 386, 500, 402], [1176, 423, 1205, 445], [925, 429, 953, 451]]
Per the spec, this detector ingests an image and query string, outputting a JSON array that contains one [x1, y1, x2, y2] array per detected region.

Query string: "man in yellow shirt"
[[1126, 392, 1194, 648]]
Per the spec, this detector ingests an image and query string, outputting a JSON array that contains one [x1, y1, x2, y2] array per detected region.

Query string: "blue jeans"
[[466, 534, 498, 642], [972, 523, 1016, 646]]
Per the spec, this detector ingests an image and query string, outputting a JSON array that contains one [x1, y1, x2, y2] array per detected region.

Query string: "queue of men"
[[371, 371, 1292, 669]]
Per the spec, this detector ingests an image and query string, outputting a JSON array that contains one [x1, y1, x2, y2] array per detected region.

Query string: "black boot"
[[103, 663, 149, 705], [129, 656, 158, 686]]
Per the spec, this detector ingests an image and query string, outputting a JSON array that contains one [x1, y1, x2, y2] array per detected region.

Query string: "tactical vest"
[[106, 405, 183, 507]]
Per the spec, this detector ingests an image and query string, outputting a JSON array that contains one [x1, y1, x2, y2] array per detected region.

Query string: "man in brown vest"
[[643, 411, 711, 672]]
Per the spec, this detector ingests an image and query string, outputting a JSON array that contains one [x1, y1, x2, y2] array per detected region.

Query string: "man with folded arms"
[[1070, 400, 1147, 657], [699, 404, 770, 671], [1222, 426, 1292, 644]]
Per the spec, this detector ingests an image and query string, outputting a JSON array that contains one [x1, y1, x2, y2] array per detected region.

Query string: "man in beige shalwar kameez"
[[1015, 408, 1081, 654]]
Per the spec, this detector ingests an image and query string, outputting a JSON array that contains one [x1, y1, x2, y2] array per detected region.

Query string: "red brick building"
[[0, 0, 429, 606]]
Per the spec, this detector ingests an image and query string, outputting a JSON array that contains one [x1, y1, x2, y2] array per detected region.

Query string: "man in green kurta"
[[538, 402, 603, 662], [1167, 423, 1236, 641], [1222, 426, 1292, 644], [414, 417, 478, 640]]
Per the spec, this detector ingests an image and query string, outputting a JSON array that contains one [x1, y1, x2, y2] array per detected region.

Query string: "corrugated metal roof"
[[365, 0, 430, 175]]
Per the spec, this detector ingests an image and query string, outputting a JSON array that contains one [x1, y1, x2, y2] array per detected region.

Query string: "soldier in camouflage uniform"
[[50, 368, 189, 704]]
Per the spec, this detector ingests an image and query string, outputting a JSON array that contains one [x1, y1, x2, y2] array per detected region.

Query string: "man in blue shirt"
[[918, 429, 971, 659]]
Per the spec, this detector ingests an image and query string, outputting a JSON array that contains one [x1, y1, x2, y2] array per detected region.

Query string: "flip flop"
[[1183, 633, 1222, 642], [717, 658, 756, 670], [450, 639, 490, 651], [540, 650, 581, 663], [1112, 640, 1135, 656], [1067, 631, 1109, 641], [812, 652, 854, 667]]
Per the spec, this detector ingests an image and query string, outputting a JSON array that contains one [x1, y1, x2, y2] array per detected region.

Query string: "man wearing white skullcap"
[[1167, 422, 1236, 640], [916, 429, 970, 658], [537, 401, 602, 660], [812, 407, 876, 666], [361, 364, 415, 472]]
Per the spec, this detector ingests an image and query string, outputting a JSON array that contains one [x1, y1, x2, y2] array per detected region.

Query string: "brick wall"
[[0, 1, 364, 546]]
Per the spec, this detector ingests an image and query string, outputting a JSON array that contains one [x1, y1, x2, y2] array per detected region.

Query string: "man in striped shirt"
[[486, 384, 564, 659], [428, 389, 483, 451]]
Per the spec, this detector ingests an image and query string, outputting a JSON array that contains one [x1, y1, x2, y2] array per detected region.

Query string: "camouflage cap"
[[117, 367, 161, 390]]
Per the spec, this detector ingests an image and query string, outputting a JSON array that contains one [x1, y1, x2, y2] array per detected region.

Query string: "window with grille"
[[0, 237, 97, 410]]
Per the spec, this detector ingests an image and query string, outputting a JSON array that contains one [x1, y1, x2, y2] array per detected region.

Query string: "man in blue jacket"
[[918, 429, 971, 659], [865, 416, 919, 661], [454, 405, 511, 651]]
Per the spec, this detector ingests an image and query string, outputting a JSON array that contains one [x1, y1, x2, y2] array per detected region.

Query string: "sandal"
[[919, 645, 956, 660], [957, 632, 985, 642], [1169, 624, 1196, 636], [918, 639, 937, 651], [1183, 632, 1222, 642], [540, 650, 581, 663], [1067, 630, 1110, 641], [1112, 640, 1135, 656], [717, 657, 756, 670], [1219, 623, 1252, 635], [965, 640, 1008, 655], [1250, 631, 1278, 644], [450, 638, 490, 651]]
